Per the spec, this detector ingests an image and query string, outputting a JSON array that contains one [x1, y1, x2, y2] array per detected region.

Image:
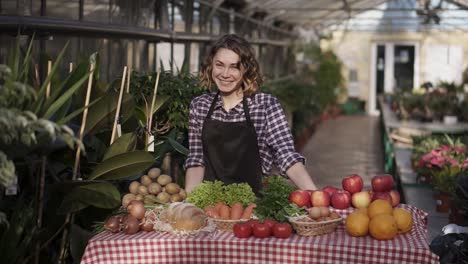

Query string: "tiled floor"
[[301, 115, 445, 243]]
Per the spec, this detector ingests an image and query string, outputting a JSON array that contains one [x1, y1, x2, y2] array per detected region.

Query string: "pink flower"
[[430, 156, 445, 168], [463, 159, 468, 170], [453, 146, 467, 155]]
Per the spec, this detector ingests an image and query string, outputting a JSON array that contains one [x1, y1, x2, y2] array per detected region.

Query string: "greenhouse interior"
[[1, 0, 468, 263]]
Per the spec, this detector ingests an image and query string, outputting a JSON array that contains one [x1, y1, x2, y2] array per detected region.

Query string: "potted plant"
[[418, 144, 468, 212], [450, 171, 468, 225]]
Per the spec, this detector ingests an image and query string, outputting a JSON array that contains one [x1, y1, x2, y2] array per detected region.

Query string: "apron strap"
[[206, 91, 220, 120]]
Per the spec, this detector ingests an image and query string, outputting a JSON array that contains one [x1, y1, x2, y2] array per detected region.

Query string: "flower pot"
[[435, 192, 451, 213], [443, 115, 458, 125]]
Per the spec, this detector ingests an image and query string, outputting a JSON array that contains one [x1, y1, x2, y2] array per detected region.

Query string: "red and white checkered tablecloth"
[[81, 204, 439, 264]]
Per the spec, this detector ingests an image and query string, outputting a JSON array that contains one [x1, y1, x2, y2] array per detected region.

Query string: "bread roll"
[[160, 202, 207, 231]]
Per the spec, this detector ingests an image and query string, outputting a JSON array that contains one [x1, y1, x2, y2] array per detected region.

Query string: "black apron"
[[202, 92, 263, 194]]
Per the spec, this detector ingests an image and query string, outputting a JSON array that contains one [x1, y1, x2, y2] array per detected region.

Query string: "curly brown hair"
[[199, 34, 263, 96]]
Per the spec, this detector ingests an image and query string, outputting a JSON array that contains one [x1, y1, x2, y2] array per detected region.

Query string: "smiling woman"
[[184, 34, 318, 194]]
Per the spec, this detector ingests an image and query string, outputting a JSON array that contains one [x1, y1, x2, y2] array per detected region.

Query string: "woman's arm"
[[286, 162, 318, 190], [264, 95, 318, 190], [184, 97, 206, 193], [185, 166, 205, 193]]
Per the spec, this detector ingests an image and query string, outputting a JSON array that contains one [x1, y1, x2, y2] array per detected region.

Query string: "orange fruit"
[[369, 214, 398, 240], [345, 211, 370, 237], [393, 208, 413, 234], [367, 199, 393, 219]]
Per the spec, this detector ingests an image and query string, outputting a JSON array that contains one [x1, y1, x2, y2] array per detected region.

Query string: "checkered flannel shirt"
[[184, 91, 305, 176]]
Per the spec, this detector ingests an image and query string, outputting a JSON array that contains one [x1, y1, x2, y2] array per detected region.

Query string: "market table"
[[81, 204, 439, 264]]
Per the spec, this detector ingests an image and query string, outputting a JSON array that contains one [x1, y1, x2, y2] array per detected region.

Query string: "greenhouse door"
[[369, 42, 419, 114]]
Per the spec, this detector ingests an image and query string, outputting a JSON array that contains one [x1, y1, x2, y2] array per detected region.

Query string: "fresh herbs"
[[255, 176, 299, 222], [185, 181, 255, 209]]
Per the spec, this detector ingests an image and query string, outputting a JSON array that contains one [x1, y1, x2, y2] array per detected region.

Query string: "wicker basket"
[[209, 218, 251, 231], [288, 215, 343, 236]]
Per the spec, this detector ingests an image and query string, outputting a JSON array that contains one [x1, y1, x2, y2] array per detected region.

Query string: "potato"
[[157, 174, 172, 186], [129, 181, 140, 194], [178, 189, 187, 199], [147, 168, 161, 179], [170, 193, 183, 203], [135, 194, 144, 201], [122, 193, 136, 208], [138, 185, 149, 195], [144, 194, 156, 204], [148, 183, 162, 195], [164, 183, 180, 194], [140, 175, 152, 186], [157, 192, 171, 203]]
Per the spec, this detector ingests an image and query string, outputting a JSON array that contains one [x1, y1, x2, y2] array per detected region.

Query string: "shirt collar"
[[212, 92, 255, 113]]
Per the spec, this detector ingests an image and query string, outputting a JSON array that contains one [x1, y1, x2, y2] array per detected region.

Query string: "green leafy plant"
[[185, 180, 256, 209], [255, 176, 297, 222]]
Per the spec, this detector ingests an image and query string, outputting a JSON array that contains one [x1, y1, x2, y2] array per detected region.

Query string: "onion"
[[127, 200, 146, 219], [104, 215, 123, 233], [123, 215, 141, 234]]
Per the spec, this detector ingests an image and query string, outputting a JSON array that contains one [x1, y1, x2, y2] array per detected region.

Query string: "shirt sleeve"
[[184, 98, 205, 169], [265, 96, 305, 175]]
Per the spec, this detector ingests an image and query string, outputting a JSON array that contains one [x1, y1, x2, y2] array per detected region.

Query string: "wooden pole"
[[72, 63, 95, 180], [58, 63, 95, 264], [146, 72, 161, 151], [148, 71, 161, 132], [126, 66, 131, 93], [110, 66, 128, 145], [46, 60, 52, 98]]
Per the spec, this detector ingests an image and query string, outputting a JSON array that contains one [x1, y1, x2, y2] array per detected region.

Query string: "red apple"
[[371, 192, 393, 205], [342, 174, 364, 194], [371, 174, 394, 192], [310, 190, 331, 207], [351, 191, 371, 208], [331, 190, 351, 209], [388, 189, 401, 207], [289, 190, 311, 208], [322, 186, 338, 197]]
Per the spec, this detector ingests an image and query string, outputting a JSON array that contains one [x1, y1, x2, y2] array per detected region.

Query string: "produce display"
[[98, 172, 417, 242]]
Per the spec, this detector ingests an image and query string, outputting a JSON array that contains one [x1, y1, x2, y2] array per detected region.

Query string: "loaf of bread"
[[160, 202, 207, 231]]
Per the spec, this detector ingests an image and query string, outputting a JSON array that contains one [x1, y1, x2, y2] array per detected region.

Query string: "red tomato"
[[252, 223, 271, 238], [233, 223, 252, 238], [272, 223, 292, 239], [246, 219, 259, 229], [263, 219, 277, 230]]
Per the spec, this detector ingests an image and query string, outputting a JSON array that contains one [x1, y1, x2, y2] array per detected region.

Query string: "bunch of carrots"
[[204, 202, 256, 220]]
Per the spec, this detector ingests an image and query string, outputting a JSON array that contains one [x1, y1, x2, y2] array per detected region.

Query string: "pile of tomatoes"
[[233, 219, 292, 239]]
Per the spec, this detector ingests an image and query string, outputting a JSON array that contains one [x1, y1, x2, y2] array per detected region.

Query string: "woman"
[[184, 34, 318, 194]]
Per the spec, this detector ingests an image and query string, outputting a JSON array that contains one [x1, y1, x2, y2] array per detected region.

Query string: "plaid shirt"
[[184, 91, 305, 176]]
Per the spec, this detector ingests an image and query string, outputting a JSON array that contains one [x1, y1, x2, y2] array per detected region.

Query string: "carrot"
[[230, 202, 243, 220], [214, 201, 225, 215], [204, 205, 215, 213], [205, 209, 220, 218], [241, 203, 256, 219], [219, 204, 231, 219]]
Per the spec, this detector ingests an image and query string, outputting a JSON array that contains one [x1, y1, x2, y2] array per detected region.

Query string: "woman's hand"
[[286, 162, 318, 190]]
